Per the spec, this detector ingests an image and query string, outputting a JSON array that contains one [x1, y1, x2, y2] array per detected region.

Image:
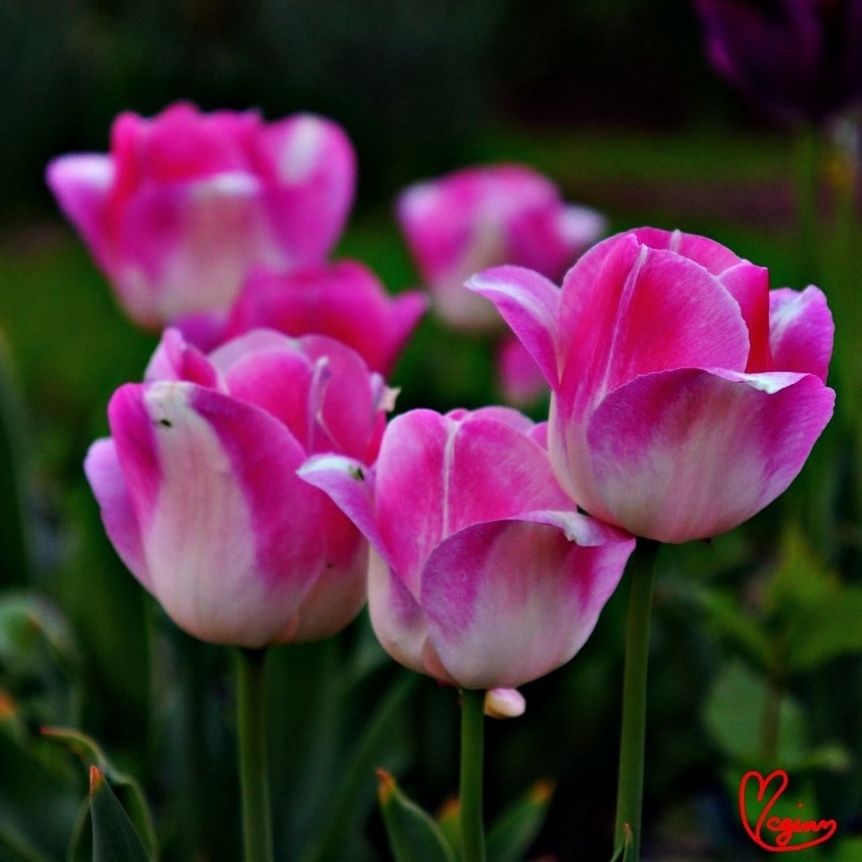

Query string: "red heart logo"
[[739, 769, 838, 852]]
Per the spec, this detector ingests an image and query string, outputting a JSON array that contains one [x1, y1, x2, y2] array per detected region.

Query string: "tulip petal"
[[298, 454, 393, 567], [115, 173, 283, 327], [46, 155, 114, 269], [367, 548, 433, 677], [769, 286, 834, 382], [144, 328, 220, 387], [585, 367, 835, 542], [225, 262, 426, 374], [255, 114, 356, 264], [108, 381, 324, 645], [420, 515, 634, 689], [497, 337, 549, 406], [466, 265, 562, 387], [558, 236, 751, 420], [84, 438, 150, 589], [374, 410, 572, 595]]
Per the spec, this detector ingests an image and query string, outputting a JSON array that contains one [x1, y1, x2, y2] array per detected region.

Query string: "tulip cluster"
[[51, 102, 835, 862]]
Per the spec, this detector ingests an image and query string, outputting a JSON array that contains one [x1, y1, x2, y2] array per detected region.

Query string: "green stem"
[[613, 541, 660, 861], [460, 689, 486, 862], [236, 647, 273, 862]]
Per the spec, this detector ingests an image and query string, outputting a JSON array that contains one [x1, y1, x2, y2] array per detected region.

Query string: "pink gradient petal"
[[144, 328, 220, 388], [109, 381, 325, 646], [298, 454, 393, 568], [769, 286, 834, 382], [299, 335, 390, 462], [287, 499, 368, 642], [374, 410, 572, 595], [630, 227, 771, 368], [466, 265, 562, 387], [497, 337, 549, 406], [558, 238, 750, 422], [225, 261, 426, 374], [485, 688, 526, 719], [420, 515, 635, 689], [254, 114, 356, 264], [584, 367, 835, 542], [114, 173, 284, 327], [221, 347, 317, 449], [84, 438, 150, 589], [46, 155, 114, 268]]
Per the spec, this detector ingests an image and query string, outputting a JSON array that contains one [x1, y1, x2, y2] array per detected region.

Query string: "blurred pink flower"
[[48, 102, 356, 331], [469, 227, 835, 543], [396, 163, 605, 404], [300, 407, 634, 690], [85, 328, 393, 646], [222, 260, 426, 374]]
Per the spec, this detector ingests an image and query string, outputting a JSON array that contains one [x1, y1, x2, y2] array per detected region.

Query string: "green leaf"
[[42, 727, 157, 860], [299, 673, 416, 862], [787, 586, 862, 671], [376, 770, 455, 862], [89, 767, 151, 862], [703, 661, 808, 769], [486, 779, 555, 862], [435, 798, 461, 859]]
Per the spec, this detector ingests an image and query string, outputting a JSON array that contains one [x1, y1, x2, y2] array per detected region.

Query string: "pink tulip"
[[47, 102, 356, 332], [397, 163, 605, 404], [222, 260, 427, 374], [397, 164, 605, 332], [85, 327, 393, 646], [300, 407, 635, 690], [468, 227, 836, 544]]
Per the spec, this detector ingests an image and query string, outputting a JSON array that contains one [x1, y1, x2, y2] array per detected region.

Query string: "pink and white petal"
[[287, 499, 368, 642], [84, 438, 151, 589], [46, 154, 115, 268], [717, 262, 771, 371], [373, 410, 572, 595], [466, 265, 562, 387], [558, 237, 750, 421], [208, 328, 297, 375], [367, 549, 433, 677], [110, 381, 325, 646], [769, 286, 834, 382], [256, 114, 356, 264], [586, 368, 836, 542], [144, 328, 221, 388], [449, 405, 536, 434], [497, 337, 549, 406], [115, 173, 283, 326], [629, 228, 770, 368], [220, 347, 317, 449], [171, 312, 229, 353], [299, 335, 385, 462], [420, 517, 634, 690], [298, 454, 395, 569]]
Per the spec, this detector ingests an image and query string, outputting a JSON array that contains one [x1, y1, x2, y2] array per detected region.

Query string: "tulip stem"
[[613, 540, 660, 861], [236, 647, 273, 862], [460, 688, 486, 862]]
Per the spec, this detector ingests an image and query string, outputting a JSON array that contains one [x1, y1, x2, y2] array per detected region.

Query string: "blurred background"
[[1, 1, 861, 860]]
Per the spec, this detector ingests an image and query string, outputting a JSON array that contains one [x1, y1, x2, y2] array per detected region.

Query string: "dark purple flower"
[[696, 0, 862, 124]]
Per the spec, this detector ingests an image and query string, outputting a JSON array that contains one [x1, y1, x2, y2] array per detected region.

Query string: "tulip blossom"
[[85, 328, 393, 646], [397, 163, 605, 404], [47, 102, 356, 333], [696, 0, 862, 124], [300, 407, 635, 690], [223, 260, 427, 374], [468, 227, 835, 544]]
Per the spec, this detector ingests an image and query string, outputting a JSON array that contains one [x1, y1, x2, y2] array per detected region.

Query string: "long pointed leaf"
[[89, 767, 151, 862]]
